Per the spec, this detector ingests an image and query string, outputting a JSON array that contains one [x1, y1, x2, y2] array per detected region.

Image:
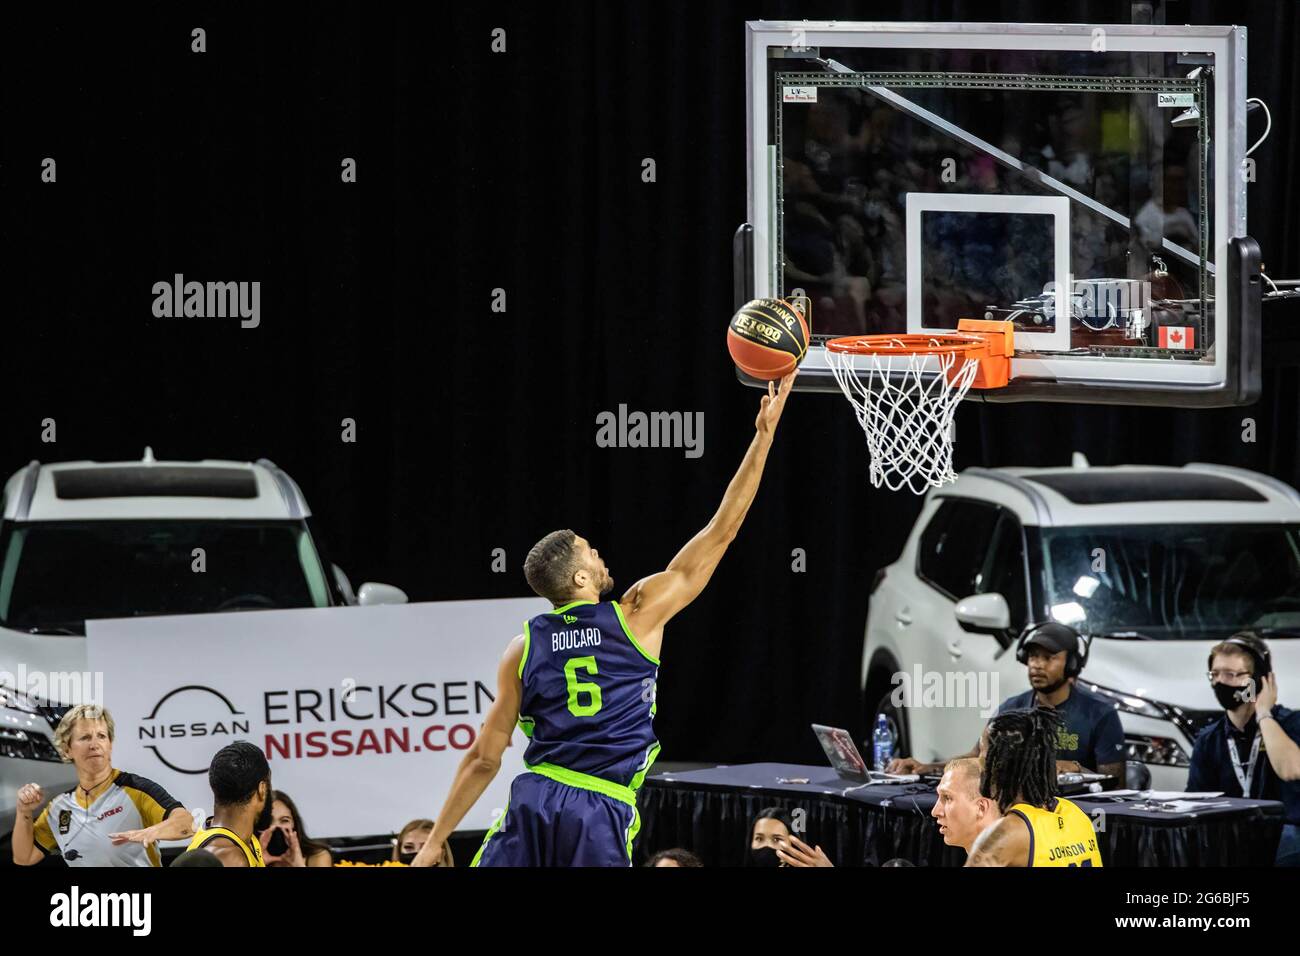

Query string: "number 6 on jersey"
[[564, 655, 602, 717]]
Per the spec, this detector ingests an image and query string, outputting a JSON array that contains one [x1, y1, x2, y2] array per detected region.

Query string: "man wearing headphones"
[[1187, 632, 1300, 867], [889, 622, 1126, 785]]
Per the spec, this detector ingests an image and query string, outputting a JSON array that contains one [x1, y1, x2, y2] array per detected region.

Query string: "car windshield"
[[0, 520, 331, 633], [1040, 524, 1300, 640]]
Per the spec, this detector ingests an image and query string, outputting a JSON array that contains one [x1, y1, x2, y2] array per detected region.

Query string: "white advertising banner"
[[85, 598, 547, 837]]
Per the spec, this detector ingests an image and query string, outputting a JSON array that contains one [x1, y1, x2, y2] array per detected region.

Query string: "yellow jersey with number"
[[188, 822, 266, 867], [1007, 796, 1103, 867]]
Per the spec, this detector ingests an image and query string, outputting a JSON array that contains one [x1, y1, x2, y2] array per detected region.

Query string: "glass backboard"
[[740, 21, 1260, 406]]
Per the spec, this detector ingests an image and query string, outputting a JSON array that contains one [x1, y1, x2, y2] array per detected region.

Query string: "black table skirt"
[[637, 769, 1285, 867]]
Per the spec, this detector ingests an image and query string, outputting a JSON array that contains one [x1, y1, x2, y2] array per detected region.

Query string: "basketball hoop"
[[826, 319, 1014, 494]]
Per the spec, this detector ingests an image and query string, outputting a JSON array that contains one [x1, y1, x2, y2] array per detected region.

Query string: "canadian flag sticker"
[[1159, 326, 1195, 349]]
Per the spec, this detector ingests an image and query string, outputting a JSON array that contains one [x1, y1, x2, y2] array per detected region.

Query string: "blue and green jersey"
[[517, 599, 660, 789]]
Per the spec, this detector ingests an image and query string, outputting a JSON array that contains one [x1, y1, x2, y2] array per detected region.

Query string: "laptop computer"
[[811, 723, 870, 781], [811, 722, 924, 785]]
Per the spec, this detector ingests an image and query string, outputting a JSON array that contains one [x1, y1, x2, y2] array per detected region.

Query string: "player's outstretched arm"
[[410, 636, 524, 867], [620, 372, 795, 655]]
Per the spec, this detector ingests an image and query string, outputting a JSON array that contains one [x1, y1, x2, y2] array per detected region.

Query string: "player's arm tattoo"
[[965, 816, 1022, 867]]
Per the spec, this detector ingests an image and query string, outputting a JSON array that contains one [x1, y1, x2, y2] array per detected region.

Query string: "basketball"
[[727, 298, 810, 380]]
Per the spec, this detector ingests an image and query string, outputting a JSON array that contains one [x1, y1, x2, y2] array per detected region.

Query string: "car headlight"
[[1123, 734, 1190, 767], [1084, 682, 1204, 767], [0, 726, 62, 762], [0, 682, 63, 762], [1084, 682, 1168, 720], [0, 681, 42, 715]]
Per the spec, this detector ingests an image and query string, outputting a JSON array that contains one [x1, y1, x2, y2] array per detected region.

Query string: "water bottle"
[[872, 714, 895, 771]]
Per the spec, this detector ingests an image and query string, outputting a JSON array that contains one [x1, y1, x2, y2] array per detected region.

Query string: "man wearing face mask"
[[1187, 633, 1300, 866], [186, 741, 271, 867]]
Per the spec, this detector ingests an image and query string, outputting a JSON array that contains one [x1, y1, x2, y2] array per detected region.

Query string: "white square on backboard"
[[905, 192, 1071, 353]]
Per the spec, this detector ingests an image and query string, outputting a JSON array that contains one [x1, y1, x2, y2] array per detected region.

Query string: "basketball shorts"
[[471, 769, 640, 867]]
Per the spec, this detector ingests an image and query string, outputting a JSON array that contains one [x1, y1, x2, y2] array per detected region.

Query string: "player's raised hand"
[[755, 369, 797, 437], [17, 783, 45, 816]]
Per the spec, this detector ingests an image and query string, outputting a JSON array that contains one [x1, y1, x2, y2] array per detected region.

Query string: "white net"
[[827, 339, 981, 494]]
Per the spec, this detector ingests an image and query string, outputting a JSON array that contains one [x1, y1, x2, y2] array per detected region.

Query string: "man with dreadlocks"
[[965, 709, 1103, 867]]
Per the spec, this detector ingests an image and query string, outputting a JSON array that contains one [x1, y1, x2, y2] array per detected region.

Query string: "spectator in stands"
[[393, 817, 453, 866], [747, 806, 834, 867], [932, 757, 1002, 856], [260, 790, 333, 867], [747, 806, 792, 867], [646, 848, 703, 867]]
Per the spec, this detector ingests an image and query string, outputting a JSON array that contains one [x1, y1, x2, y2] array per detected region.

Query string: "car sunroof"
[[53, 467, 259, 500], [1025, 472, 1267, 505]]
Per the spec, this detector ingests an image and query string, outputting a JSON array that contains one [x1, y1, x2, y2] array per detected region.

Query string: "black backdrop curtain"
[[4, 1, 1299, 769]]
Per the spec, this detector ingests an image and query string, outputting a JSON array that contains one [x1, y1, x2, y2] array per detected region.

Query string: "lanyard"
[[1226, 730, 1262, 797]]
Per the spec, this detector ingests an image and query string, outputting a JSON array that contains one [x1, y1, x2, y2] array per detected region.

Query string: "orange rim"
[[825, 321, 1015, 390], [824, 333, 988, 356]]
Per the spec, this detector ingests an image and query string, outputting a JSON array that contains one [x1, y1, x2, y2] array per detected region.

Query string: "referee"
[[11, 704, 193, 867]]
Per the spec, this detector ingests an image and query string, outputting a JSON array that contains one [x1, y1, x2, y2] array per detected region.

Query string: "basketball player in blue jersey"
[[410, 372, 795, 867]]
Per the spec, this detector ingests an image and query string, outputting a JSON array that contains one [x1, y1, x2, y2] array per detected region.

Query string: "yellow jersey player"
[[186, 742, 270, 867], [966, 709, 1103, 868]]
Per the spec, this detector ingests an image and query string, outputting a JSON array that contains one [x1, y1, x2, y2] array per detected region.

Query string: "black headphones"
[[1015, 622, 1091, 679], [1214, 632, 1272, 681]]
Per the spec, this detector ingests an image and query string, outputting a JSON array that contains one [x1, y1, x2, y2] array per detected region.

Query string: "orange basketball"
[[727, 298, 809, 380]]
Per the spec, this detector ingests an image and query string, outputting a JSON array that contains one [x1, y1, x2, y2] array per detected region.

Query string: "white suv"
[[862, 458, 1300, 790], [0, 451, 408, 847]]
